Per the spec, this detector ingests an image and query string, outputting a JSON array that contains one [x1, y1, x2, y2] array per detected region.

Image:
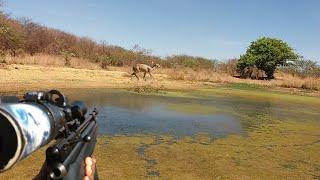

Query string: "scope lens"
[[0, 112, 18, 170]]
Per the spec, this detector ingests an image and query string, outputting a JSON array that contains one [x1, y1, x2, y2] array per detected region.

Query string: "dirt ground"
[[0, 64, 319, 96], [0, 64, 207, 93]]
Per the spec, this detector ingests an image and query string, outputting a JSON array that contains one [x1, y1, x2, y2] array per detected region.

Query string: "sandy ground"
[[0, 64, 206, 93], [0, 64, 319, 97]]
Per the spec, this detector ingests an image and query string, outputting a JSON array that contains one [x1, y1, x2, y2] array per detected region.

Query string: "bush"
[[216, 59, 238, 75], [237, 37, 298, 79], [98, 55, 110, 69], [165, 55, 215, 70], [279, 59, 320, 78], [0, 23, 21, 55], [60, 50, 74, 66], [0, 50, 5, 63]]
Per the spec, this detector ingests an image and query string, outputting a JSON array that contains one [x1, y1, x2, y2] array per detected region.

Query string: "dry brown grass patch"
[[277, 72, 320, 90], [163, 68, 320, 91], [1, 54, 320, 92], [4, 54, 99, 69]]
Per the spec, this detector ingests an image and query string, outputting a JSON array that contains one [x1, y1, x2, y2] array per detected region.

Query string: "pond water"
[[62, 88, 320, 138]]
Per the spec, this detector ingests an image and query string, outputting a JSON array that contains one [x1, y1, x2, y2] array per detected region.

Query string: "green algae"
[[143, 85, 320, 105], [1, 87, 319, 179], [59, 86, 320, 106], [2, 120, 319, 179], [196, 88, 320, 105]]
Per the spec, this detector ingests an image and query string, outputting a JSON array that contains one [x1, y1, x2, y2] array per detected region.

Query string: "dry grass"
[[164, 68, 233, 83], [277, 72, 320, 90], [3, 54, 99, 69], [0, 64, 200, 94], [71, 65, 320, 91], [108, 66, 132, 73], [1, 54, 320, 92], [163, 68, 320, 91]]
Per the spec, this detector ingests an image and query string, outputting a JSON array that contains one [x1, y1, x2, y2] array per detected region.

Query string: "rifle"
[[0, 90, 99, 180]]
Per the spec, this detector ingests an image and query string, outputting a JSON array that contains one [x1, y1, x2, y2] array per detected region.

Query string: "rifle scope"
[[0, 90, 87, 172]]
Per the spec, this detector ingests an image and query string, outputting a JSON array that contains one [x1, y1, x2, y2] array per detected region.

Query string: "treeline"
[[279, 59, 320, 78], [0, 6, 215, 70], [1, 4, 318, 78], [215, 58, 320, 78]]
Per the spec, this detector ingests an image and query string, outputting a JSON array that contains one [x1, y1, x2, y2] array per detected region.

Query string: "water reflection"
[[63, 89, 319, 138], [64, 89, 243, 137]]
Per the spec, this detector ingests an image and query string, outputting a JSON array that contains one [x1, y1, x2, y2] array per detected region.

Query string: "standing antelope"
[[131, 62, 161, 80]]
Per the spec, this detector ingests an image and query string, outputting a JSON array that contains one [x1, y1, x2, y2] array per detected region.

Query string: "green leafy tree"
[[237, 37, 298, 79]]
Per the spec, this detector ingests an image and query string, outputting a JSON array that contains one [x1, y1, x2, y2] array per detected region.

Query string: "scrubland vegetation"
[[165, 68, 320, 91], [1, 1, 319, 180], [0, 4, 215, 69], [1, 2, 320, 92]]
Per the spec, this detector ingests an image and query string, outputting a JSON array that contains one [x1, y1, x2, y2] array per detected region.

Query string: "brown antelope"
[[131, 62, 161, 80]]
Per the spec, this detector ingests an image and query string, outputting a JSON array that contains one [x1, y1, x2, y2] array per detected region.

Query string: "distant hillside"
[[0, 3, 215, 70]]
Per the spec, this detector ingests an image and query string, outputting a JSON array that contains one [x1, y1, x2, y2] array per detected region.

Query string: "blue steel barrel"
[[0, 102, 64, 172]]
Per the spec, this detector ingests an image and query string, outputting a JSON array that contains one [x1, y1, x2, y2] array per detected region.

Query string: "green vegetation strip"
[[148, 86, 320, 105], [1, 120, 319, 179], [37, 86, 320, 106], [199, 87, 320, 105]]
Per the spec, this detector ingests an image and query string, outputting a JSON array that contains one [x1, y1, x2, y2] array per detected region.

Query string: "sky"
[[3, 0, 320, 61]]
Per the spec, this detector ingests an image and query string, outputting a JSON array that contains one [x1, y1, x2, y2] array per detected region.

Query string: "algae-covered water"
[[63, 88, 320, 138], [67, 88, 320, 179], [1, 87, 320, 179], [66, 89, 242, 138]]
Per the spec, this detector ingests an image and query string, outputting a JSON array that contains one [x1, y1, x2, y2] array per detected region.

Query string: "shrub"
[[165, 55, 215, 70], [238, 37, 298, 79], [279, 59, 320, 78], [0, 50, 6, 63], [60, 50, 75, 66], [0, 23, 22, 55], [99, 56, 110, 69], [216, 59, 238, 75]]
